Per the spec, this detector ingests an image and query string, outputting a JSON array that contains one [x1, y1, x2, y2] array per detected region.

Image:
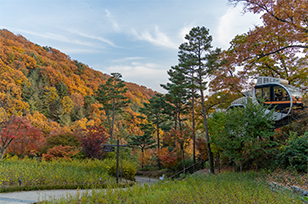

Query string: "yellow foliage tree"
[[61, 96, 74, 114]]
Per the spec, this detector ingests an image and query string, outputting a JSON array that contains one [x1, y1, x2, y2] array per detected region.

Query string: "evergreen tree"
[[56, 81, 69, 99], [178, 52, 200, 164], [178, 26, 221, 174], [140, 94, 171, 169], [84, 95, 95, 118], [95, 73, 130, 140], [128, 123, 156, 168], [161, 65, 190, 131]]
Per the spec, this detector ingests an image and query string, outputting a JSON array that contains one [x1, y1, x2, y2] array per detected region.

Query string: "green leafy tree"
[[95, 73, 130, 140], [217, 99, 276, 171], [207, 110, 227, 171], [277, 132, 308, 173]]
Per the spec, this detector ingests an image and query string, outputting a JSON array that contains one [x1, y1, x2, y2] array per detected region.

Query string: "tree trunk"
[[182, 146, 185, 174], [141, 148, 144, 168], [0, 148, 6, 160], [156, 114, 161, 169], [0, 138, 14, 160], [111, 98, 116, 140], [192, 88, 196, 164], [200, 87, 215, 174], [218, 153, 221, 173]]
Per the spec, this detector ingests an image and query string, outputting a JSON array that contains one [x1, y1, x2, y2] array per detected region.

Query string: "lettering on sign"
[[102, 146, 115, 152]]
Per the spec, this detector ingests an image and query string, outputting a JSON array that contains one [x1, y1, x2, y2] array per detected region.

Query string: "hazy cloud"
[[100, 62, 168, 92], [111, 57, 145, 63], [105, 9, 120, 32], [178, 25, 194, 41], [131, 26, 177, 49], [66, 29, 116, 47], [12, 28, 104, 48], [216, 7, 262, 49]]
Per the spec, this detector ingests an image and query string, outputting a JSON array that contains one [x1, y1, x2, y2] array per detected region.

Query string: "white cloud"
[[11, 28, 105, 48], [178, 24, 194, 41], [216, 6, 262, 49], [60, 48, 99, 54], [105, 9, 120, 32], [96, 62, 168, 93], [66, 29, 116, 47], [131, 26, 177, 49], [111, 57, 145, 63]]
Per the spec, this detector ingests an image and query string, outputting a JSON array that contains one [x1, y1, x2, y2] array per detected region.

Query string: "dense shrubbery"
[[204, 99, 277, 171], [102, 158, 137, 181], [277, 132, 308, 173]]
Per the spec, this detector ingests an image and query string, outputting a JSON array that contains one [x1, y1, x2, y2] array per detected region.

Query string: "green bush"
[[212, 98, 277, 170], [103, 159, 137, 181], [277, 132, 308, 172]]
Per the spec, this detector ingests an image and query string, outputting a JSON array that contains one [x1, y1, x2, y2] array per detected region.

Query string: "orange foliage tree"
[[163, 125, 192, 169], [42, 145, 80, 161], [158, 147, 178, 169], [212, 0, 308, 94]]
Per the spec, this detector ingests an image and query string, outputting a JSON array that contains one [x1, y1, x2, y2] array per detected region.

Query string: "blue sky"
[[0, 0, 261, 93]]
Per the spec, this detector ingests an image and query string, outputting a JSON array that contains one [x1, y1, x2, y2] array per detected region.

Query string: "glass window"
[[263, 87, 270, 102], [255, 88, 262, 101], [255, 87, 270, 102], [274, 86, 289, 101]]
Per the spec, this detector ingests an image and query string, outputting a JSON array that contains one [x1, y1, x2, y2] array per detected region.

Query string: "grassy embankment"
[[44, 172, 303, 204], [0, 156, 132, 192]]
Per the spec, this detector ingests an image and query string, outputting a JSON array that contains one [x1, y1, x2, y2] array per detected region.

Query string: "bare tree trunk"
[[111, 98, 116, 140], [156, 114, 161, 169], [0, 138, 13, 160], [199, 86, 215, 174], [182, 146, 185, 174], [192, 89, 196, 164]]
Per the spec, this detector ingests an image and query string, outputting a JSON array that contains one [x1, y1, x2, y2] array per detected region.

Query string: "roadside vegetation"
[[44, 172, 302, 204], [0, 156, 135, 193]]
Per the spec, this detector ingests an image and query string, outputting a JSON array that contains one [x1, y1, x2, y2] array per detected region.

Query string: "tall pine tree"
[[161, 65, 190, 131], [95, 73, 130, 140], [178, 26, 221, 174], [140, 94, 171, 169]]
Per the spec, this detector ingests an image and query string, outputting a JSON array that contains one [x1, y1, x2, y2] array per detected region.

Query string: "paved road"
[[0, 177, 160, 204]]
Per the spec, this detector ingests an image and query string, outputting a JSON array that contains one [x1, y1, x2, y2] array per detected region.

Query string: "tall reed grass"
[[47, 172, 302, 203], [0, 156, 117, 191]]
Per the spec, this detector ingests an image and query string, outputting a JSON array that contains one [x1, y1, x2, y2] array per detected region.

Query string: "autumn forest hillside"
[[0, 29, 158, 155]]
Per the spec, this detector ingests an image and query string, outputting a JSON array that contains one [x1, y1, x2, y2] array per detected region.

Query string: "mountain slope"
[[0, 29, 157, 136]]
